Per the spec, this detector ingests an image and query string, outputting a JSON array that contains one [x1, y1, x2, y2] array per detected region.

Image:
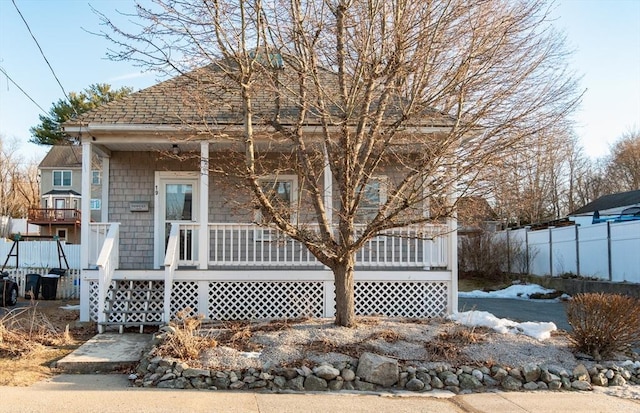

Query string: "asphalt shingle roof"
[[570, 189, 640, 215], [64, 63, 455, 129], [38, 145, 83, 169]]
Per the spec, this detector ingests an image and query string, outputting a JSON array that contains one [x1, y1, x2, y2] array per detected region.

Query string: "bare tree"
[[482, 124, 576, 226], [566, 144, 608, 211], [0, 136, 40, 219], [604, 130, 640, 192], [96, 0, 580, 326]]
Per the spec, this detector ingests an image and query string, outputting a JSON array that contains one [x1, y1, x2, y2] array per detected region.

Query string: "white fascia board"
[[66, 123, 453, 136]]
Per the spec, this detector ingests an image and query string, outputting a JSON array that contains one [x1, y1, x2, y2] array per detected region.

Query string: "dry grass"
[[371, 329, 400, 343], [566, 293, 640, 359], [1, 306, 74, 357], [154, 309, 218, 361], [424, 325, 488, 363], [0, 301, 95, 386]]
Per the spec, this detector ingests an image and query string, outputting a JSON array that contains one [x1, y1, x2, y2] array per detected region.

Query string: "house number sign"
[[129, 201, 150, 212]]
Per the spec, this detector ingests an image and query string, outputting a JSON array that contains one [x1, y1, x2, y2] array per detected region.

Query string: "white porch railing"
[[164, 223, 180, 323], [96, 223, 119, 333], [89, 222, 450, 272], [206, 223, 449, 269]]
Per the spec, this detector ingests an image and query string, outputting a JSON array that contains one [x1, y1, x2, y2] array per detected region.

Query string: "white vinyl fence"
[[1, 239, 81, 299], [0, 239, 81, 269], [496, 220, 640, 283], [2, 267, 81, 300]]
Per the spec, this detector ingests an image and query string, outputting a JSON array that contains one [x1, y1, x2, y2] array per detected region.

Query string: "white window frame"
[[254, 175, 298, 241], [91, 170, 101, 185], [357, 176, 388, 222], [90, 199, 101, 210], [53, 170, 72, 187]]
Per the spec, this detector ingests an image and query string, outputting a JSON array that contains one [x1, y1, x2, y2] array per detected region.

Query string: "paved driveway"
[[458, 297, 571, 330]]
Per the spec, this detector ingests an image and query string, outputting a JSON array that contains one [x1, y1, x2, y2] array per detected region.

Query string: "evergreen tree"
[[30, 83, 132, 145]]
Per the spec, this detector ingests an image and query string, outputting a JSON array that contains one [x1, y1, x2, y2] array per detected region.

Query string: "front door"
[[155, 172, 199, 268], [54, 198, 66, 220]]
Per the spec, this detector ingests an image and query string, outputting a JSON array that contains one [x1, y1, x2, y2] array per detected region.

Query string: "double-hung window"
[[256, 177, 297, 224], [53, 170, 72, 187], [91, 170, 101, 185], [254, 176, 297, 241], [357, 176, 388, 222]]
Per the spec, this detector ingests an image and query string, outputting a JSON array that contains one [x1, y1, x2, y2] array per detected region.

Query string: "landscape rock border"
[[132, 349, 640, 393]]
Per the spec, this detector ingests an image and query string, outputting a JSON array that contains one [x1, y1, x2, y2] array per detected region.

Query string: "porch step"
[[100, 279, 165, 334], [98, 321, 165, 334], [105, 299, 162, 304], [104, 309, 162, 314]]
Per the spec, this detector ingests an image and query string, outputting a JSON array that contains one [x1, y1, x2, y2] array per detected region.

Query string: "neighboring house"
[[569, 189, 640, 226], [456, 196, 500, 235], [29, 146, 103, 243], [63, 63, 460, 332]]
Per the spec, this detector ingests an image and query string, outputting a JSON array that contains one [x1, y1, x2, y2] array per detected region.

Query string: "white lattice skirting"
[[89, 279, 449, 322]]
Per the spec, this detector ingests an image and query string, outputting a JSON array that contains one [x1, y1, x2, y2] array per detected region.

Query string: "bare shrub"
[[424, 325, 488, 363], [566, 293, 640, 359], [370, 329, 401, 343], [155, 309, 217, 361], [458, 231, 508, 280], [0, 306, 75, 357]]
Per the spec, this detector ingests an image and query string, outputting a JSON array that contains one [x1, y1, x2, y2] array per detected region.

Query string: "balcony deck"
[[28, 208, 81, 226]]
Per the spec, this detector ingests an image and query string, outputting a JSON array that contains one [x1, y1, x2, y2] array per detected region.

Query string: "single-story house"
[[569, 189, 640, 226], [63, 61, 460, 333]]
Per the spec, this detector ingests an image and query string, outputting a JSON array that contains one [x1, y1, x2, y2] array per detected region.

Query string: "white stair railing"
[[163, 223, 180, 323], [96, 223, 120, 333], [88, 223, 112, 269]]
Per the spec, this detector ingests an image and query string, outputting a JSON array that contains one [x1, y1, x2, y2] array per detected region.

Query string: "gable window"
[[53, 170, 72, 187], [357, 177, 388, 221], [255, 176, 297, 224], [92, 170, 101, 185]]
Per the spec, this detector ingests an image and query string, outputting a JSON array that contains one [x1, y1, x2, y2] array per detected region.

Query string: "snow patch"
[[449, 310, 557, 341], [458, 283, 558, 299]]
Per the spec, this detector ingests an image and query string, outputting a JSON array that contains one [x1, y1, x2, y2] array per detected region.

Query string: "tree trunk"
[[333, 253, 356, 327]]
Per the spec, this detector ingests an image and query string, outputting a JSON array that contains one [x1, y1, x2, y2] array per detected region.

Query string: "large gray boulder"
[[313, 365, 340, 380], [355, 352, 399, 387]]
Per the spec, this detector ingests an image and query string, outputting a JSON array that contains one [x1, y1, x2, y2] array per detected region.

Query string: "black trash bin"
[[25, 273, 41, 300], [41, 268, 66, 300]]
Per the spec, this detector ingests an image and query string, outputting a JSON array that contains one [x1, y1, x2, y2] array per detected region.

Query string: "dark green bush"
[[566, 293, 640, 360]]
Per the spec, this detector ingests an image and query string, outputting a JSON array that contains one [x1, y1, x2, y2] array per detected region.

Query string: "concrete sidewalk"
[[55, 333, 153, 373], [1, 374, 638, 413]]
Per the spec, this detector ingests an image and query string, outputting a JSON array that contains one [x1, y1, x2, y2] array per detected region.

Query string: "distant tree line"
[[482, 128, 640, 228]]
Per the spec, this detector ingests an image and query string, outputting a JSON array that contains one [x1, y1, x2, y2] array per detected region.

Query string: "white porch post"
[[448, 168, 458, 315], [323, 147, 333, 226], [80, 141, 92, 322], [81, 142, 92, 269], [199, 142, 209, 270], [101, 156, 110, 222]]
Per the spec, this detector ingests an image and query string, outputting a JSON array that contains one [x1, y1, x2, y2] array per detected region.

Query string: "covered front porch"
[[81, 220, 456, 332], [74, 140, 458, 331]]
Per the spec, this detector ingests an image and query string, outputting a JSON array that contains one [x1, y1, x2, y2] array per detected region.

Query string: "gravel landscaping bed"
[[128, 317, 640, 396]]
